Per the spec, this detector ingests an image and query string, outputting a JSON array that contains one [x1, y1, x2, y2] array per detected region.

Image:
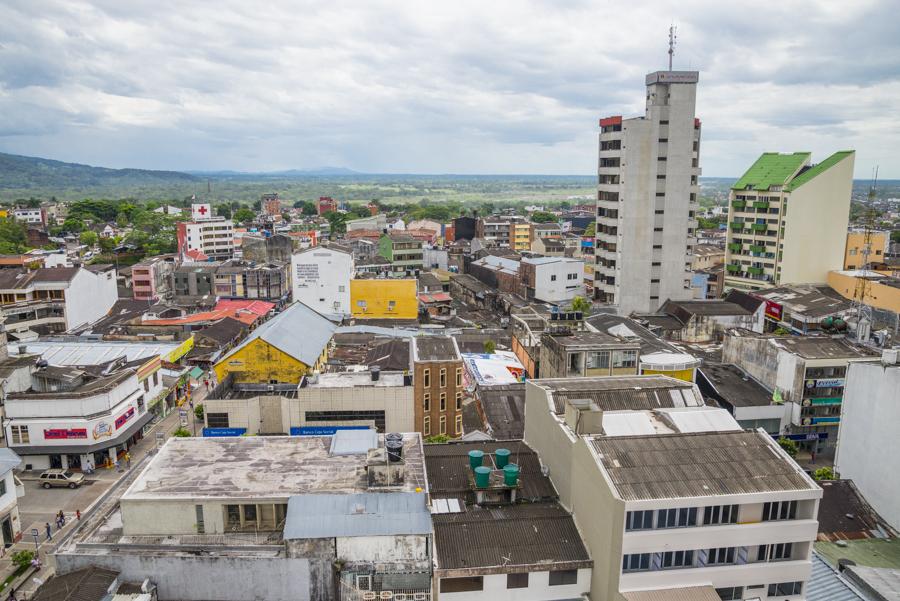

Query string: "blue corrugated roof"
[[807, 553, 867, 601], [284, 492, 431, 539]]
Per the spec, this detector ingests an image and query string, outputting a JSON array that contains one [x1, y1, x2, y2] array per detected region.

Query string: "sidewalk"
[[0, 388, 209, 599]]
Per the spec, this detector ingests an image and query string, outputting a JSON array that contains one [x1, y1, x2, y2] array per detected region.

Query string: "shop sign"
[[202, 428, 247, 437], [93, 422, 113, 440], [290, 426, 370, 436], [805, 378, 844, 389], [764, 300, 783, 320], [44, 428, 87, 440], [115, 407, 135, 429]]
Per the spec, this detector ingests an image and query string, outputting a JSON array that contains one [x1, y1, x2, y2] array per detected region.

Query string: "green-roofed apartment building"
[[724, 151, 855, 290]]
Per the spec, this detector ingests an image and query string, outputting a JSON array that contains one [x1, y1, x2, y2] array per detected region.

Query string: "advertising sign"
[[805, 378, 845, 389], [290, 426, 370, 436], [202, 428, 247, 437], [115, 407, 135, 430], [764, 300, 783, 320], [93, 422, 112, 440], [43, 428, 88, 440]]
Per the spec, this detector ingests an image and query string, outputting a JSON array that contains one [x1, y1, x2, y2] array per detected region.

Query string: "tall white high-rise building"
[[595, 71, 702, 315]]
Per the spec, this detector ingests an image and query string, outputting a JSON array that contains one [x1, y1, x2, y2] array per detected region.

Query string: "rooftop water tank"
[[468, 450, 484, 470], [495, 448, 511, 469], [385, 439, 403, 462], [474, 466, 491, 488], [503, 464, 520, 487]]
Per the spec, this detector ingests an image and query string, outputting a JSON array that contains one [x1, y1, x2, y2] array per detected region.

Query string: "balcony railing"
[[753, 201, 770, 209], [732, 200, 746, 209], [750, 223, 767, 232], [728, 243, 742, 252], [729, 223, 744, 232], [749, 245, 766, 253], [726, 264, 741, 273], [747, 266, 764, 275]]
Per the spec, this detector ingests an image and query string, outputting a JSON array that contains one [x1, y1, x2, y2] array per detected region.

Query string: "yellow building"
[[350, 279, 417, 319], [638, 351, 701, 382], [214, 301, 336, 384], [844, 229, 889, 269], [512, 222, 532, 251], [828, 269, 900, 314]]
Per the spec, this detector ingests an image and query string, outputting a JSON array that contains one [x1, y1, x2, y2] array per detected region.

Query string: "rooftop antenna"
[[853, 165, 879, 343], [668, 24, 677, 71]]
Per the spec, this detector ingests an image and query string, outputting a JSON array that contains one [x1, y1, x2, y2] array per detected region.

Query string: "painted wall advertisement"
[[115, 407, 135, 430], [43, 428, 87, 440]]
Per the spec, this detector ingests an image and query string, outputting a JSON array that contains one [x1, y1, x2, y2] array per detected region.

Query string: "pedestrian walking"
[[204, 378, 210, 391], [45, 522, 52, 541], [8, 589, 18, 601], [114, 458, 121, 472], [76, 509, 81, 521], [125, 453, 131, 469]]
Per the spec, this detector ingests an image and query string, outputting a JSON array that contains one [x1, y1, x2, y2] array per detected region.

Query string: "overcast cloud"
[[0, 0, 898, 176]]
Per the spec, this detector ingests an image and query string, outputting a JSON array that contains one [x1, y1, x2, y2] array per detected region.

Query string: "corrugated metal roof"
[[424, 441, 556, 501], [432, 502, 590, 570], [591, 430, 817, 501], [535, 376, 700, 414], [217, 301, 337, 367], [284, 492, 431, 539], [657, 407, 742, 434], [807, 553, 866, 601], [11, 339, 178, 365], [622, 586, 722, 601]]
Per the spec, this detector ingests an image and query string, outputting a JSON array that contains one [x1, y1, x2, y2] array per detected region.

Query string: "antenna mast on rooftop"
[[853, 166, 879, 342], [668, 24, 677, 71]]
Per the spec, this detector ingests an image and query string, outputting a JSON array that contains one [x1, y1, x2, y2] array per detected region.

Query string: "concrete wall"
[[438, 568, 591, 601], [523, 381, 577, 509], [213, 338, 310, 384], [65, 267, 118, 331], [295, 385, 414, 432], [55, 554, 324, 601], [291, 249, 353, 317], [780, 153, 854, 285], [350, 279, 418, 319], [337, 534, 428, 563], [835, 361, 900, 530]]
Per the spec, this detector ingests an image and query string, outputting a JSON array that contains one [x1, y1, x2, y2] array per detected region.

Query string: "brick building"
[[412, 337, 464, 438]]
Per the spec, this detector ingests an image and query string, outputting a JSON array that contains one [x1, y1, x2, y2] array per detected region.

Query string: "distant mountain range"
[[0, 151, 199, 189], [188, 167, 361, 177]]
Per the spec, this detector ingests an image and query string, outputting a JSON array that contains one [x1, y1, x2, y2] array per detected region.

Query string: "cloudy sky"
[[1, 0, 898, 176]]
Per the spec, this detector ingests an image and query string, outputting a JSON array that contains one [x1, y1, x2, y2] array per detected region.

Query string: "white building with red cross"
[[177, 205, 235, 261]]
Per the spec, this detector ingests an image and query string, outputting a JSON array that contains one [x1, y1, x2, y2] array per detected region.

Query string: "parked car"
[[39, 469, 85, 489]]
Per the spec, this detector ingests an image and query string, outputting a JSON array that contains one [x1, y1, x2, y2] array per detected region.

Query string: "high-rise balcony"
[[732, 200, 746, 209], [753, 201, 770, 209], [749, 244, 766, 253], [747, 266, 765, 275], [729, 223, 744, 232], [750, 223, 767, 232], [726, 264, 741, 273], [728, 243, 742, 252]]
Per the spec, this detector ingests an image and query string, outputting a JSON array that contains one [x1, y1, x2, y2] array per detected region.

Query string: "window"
[[143, 379, 150, 392], [715, 587, 743, 600], [625, 510, 653, 531], [338, 285, 346, 292], [622, 553, 651, 572], [440, 369, 447, 388], [439, 415, 446, 435], [587, 351, 610, 370], [153, 372, 159, 386], [768, 582, 802, 596], [441, 577, 483, 593], [455, 392, 462, 411], [423, 416, 431, 436], [0, 479, 6, 496], [195, 504, 205, 534], [549, 569, 578, 585], [507, 573, 528, 589], [356, 300, 367, 310], [662, 550, 694, 569], [550, 274, 557, 281], [612, 350, 638, 370], [10, 426, 29, 445], [762, 500, 797, 521], [707, 547, 736, 565], [206, 413, 230, 428], [137, 396, 145, 412], [758, 542, 792, 561], [456, 368, 462, 387], [440, 393, 447, 411], [225, 504, 241, 527], [387, 300, 396, 312], [243, 504, 257, 521], [423, 369, 430, 388], [423, 393, 430, 411], [704, 504, 738, 525], [455, 414, 462, 435]]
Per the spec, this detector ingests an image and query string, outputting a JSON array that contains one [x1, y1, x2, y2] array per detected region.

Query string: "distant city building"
[[12, 207, 46, 226], [350, 279, 418, 320], [377, 232, 424, 276], [595, 70, 702, 314], [317, 196, 338, 215], [412, 337, 464, 438], [177, 206, 235, 261], [131, 256, 176, 302], [452, 215, 477, 241], [291, 246, 354, 318], [261, 193, 281, 216], [724, 151, 855, 290], [844, 228, 888, 269]]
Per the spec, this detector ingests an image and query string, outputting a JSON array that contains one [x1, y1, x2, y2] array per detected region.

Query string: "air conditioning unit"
[[802, 418, 812, 426]]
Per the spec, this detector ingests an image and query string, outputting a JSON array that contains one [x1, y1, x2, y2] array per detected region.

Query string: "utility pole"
[[853, 166, 879, 343]]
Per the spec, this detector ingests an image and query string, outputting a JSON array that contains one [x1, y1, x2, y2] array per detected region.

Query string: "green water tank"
[[822, 316, 834, 329], [474, 466, 491, 488], [468, 450, 484, 470], [503, 464, 520, 487], [495, 448, 511, 468]]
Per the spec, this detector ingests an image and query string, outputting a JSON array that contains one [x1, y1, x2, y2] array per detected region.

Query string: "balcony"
[[729, 223, 744, 232], [749, 245, 766, 253], [732, 200, 746, 209], [753, 201, 770, 209], [750, 223, 767, 232], [747, 266, 764, 275], [726, 264, 741, 273], [728, 243, 742, 252]]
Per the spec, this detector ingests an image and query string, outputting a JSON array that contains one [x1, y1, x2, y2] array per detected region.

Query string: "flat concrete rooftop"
[[306, 371, 407, 388], [122, 434, 426, 501]]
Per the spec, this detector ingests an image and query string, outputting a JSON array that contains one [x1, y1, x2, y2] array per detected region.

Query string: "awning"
[[9, 411, 155, 456], [189, 366, 204, 380]]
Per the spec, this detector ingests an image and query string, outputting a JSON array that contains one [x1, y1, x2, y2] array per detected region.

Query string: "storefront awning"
[[9, 411, 155, 456]]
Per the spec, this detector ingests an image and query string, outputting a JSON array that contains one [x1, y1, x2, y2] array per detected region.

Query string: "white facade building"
[[13, 208, 44, 225], [595, 71, 701, 315], [177, 218, 235, 261], [0, 449, 23, 547], [291, 247, 353, 318], [5, 364, 162, 471], [522, 257, 585, 304], [834, 355, 900, 531], [524, 376, 821, 601]]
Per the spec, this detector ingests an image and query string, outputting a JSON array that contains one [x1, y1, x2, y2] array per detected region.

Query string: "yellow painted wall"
[[641, 367, 695, 382], [350, 279, 417, 319], [214, 337, 311, 384], [844, 230, 889, 269], [828, 270, 900, 313]]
